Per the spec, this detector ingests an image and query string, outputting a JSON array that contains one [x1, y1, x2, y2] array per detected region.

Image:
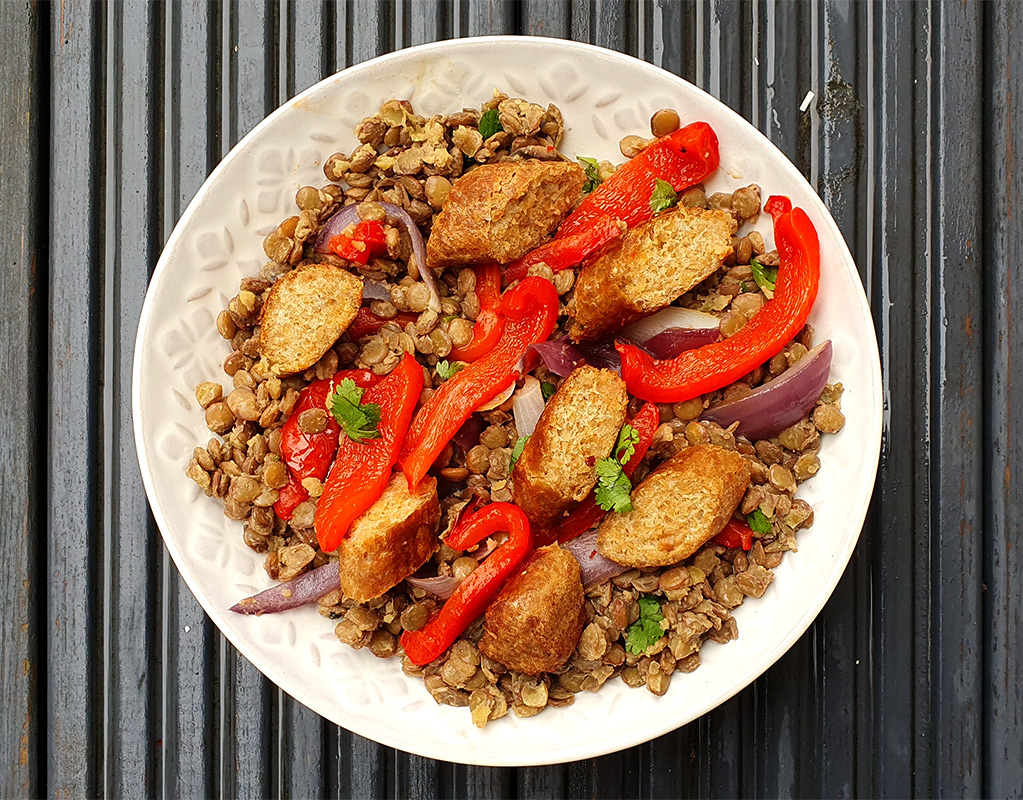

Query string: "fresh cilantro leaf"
[[595, 457, 633, 513], [746, 509, 771, 535], [327, 378, 382, 443], [750, 257, 778, 298], [435, 360, 466, 381], [624, 596, 666, 654], [613, 423, 639, 463], [509, 434, 529, 473], [540, 381, 557, 401], [478, 108, 503, 139], [649, 179, 678, 214], [577, 156, 603, 193]]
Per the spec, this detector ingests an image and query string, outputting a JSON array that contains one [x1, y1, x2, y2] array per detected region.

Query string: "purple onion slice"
[[700, 340, 833, 441], [562, 530, 630, 588], [230, 562, 340, 615]]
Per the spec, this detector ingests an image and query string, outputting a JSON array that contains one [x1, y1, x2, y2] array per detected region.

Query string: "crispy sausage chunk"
[[597, 445, 750, 567], [336, 473, 440, 602], [259, 263, 363, 375], [512, 366, 628, 529], [479, 546, 585, 675], [425, 161, 586, 268], [569, 207, 735, 341]]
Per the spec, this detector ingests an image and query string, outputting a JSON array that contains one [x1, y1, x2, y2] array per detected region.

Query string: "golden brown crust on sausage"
[[425, 161, 586, 268], [596, 445, 751, 568], [478, 546, 585, 675], [569, 207, 736, 341], [259, 263, 363, 375], [336, 473, 440, 602], [511, 366, 628, 530]]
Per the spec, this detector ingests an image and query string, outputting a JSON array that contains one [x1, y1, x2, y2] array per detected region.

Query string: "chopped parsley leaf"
[[327, 378, 382, 443], [595, 458, 633, 513], [540, 381, 557, 401], [577, 156, 603, 193], [478, 108, 503, 139], [509, 435, 529, 473], [746, 509, 771, 534], [649, 179, 678, 214], [435, 360, 466, 381], [613, 423, 639, 463], [624, 596, 666, 654], [751, 257, 778, 299]]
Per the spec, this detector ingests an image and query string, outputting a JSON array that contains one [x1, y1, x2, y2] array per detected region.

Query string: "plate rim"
[[132, 34, 883, 766]]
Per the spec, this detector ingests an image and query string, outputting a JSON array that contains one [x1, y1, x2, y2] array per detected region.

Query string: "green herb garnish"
[[327, 378, 382, 443], [540, 381, 557, 401], [613, 423, 639, 462], [746, 509, 771, 534], [649, 179, 678, 214], [478, 108, 503, 139], [509, 434, 529, 473], [624, 596, 666, 654], [595, 423, 640, 513], [577, 156, 603, 193], [435, 360, 466, 381], [750, 257, 778, 298]]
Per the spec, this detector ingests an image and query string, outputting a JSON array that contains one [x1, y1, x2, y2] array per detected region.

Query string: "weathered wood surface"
[[1, 0, 1020, 796]]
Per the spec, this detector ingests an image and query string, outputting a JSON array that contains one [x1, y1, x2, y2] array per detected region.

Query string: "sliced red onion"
[[642, 326, 720, 358], [622, 306, 720, 342], [527, 339, 586, 377], [230, 563, 340, 615], [477, 381, 515, 411], [405, 574, 461, 600], [361, 279, 392, 302], [452, 414, 485, 451], [315, 202, 441, 312], [701, 340, 833, 441], [512, 376, 545, 436], [562, 531, 629, 587], [576, 338, 632, 372]]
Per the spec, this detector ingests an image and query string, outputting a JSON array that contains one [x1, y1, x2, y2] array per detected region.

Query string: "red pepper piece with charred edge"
[[536, 402, 660, 546], [400, 503, 533, 666], [712, 518, 755, 551], [449, 264, 503, 362], [618, 196, 820, 403], [505, 122, 720, 282], [314, 353, 423, 552], [273, 369, 378, 520], [400, 276, 559, 491]]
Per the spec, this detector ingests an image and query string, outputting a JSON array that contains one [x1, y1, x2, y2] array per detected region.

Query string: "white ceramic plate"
[[133, 36, 882, 766]]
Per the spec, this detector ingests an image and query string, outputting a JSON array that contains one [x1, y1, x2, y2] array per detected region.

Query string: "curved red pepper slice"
[[314, 353, 424, 552], [328, 219, 388, 265], [400, 503, 533, 666], [400, 277, 559, 491], [449, 265, 503, 362], [505, 122, 720, 282], [712, 518, 755, 551], [273, 369, 378, 520], [346, 307, 419, 341], [618, 197, 820, 403], [538, 402, 660, 546]]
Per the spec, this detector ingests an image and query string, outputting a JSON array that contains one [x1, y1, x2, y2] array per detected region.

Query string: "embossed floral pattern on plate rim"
[[132, 36, 882, 766]]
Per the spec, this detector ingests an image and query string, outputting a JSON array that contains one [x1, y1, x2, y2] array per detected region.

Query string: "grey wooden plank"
[[0, 0, 43, 795], [286, 0, 329, 98], [521, 0, 570, 38], [406, 0, 453, 46], [102, 1, 162, 796], [47, 0, 103, 794], [463, 0, 516, 36], [984, 7, 1023, 799], [931, 0, 984, 795], [335, 730, 387, 798]]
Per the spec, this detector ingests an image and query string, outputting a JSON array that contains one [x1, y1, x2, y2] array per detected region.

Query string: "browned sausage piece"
[[425, 161, 586, 268], [569, 207, 735, 341], [596, 445, 751, 567], [478, 545, 585, 675], [336, 473, 440, 602], [511, 366, 628, 530]]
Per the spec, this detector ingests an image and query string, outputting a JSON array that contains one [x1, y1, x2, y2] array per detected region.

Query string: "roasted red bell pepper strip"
[[449, 265, 503, 361], [618, 197, 820, 403], [345, 306, 419, 341], [273, 369, 378, 520], [540, 402, 660, 546], [400, 503, 533, 665], [400, 277, 559, 490], [328, 219, 388, 265], [505, 122, 720, 281], [314, 353, 423, 552], [712, 518, 755, 551]]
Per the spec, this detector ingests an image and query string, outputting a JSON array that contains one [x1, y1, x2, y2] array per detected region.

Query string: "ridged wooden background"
[[1, 0, 1019, 797]]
